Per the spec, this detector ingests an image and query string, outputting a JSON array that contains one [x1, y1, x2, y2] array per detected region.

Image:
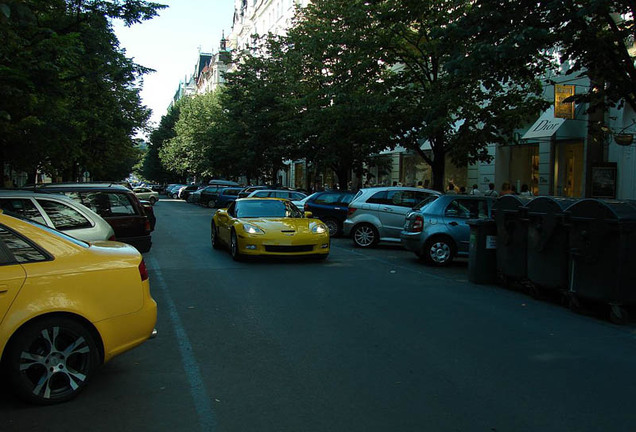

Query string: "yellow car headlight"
[[243, 223, 265, 235], [312, 223, 327, 234]]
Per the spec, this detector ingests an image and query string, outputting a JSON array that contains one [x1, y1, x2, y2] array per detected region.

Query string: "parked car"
[[343, 186, 441, 248], [247, 189, 307, 201], [238, 185, 269, 198], [178, 184, 201, 200], [213, 187, 243, 208], [133, 186, 159, 205], [210, 198, 329, 260], [301, 190, 356, 237], [166, 184, 186, 198], [0, 211, 157, 404], [199, 181, 240, 208], [36, 183, 153, 253], [401, 195, 494, 265], [0, 190, 115, 243]]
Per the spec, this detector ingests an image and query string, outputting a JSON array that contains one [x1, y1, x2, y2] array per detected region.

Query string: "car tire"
[[352, 223, 379, 248], [207, 199, 216, 209], [149, 197, 157, 205], [423, 236, 455, 266], [171, 193, 179, 199], [211, 222, 221, 250], [4, 316, 100, 405], [322, 218, 340, 237], [230, 230, 243, 261]]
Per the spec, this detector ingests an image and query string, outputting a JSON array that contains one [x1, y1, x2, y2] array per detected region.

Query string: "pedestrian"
[[520, 184, 533, 197], [459, 186, 467, 194], [469, 184, 482, 195], [446, 183, 457, 194], [3, 175, 13, 188], [484, 182, 498, 197], [416, 181, 424, 188], [500, 182, 514, 196]]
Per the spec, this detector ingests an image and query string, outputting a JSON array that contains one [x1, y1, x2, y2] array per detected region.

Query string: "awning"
[[521, 107, 566, 140]]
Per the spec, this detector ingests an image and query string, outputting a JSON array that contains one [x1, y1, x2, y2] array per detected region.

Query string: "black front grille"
[[265, 245, 314, 253]]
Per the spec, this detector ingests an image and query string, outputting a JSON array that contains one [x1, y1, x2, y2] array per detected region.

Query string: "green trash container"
[[468, 219, 498, 284], [492, 195, 532, 283]]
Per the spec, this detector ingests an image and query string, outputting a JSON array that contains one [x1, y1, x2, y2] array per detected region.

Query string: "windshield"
[[235, 200, 304, 218]]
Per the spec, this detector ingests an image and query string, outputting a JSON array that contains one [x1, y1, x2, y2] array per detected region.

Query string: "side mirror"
[[304, 211, 313, 218]]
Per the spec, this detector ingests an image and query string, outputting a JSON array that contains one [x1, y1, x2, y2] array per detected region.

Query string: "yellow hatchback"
[[211, 198, 330, 260], [0, 211, 157, 404]]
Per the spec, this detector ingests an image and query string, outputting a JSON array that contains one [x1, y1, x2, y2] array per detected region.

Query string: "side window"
[[0, 198, 45, 224], [386, 190, 409, 207], [75, 192, 110, 216], [366, 191, 387, 204], [0, 225, 49, 263], [291, 193, 305, 200], [445, 200, 472, 218], [108, 193, 136, 216], [392, 190, 419, 208], [37, 199, 92, 230]]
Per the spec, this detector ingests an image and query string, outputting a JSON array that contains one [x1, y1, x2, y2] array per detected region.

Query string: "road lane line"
[[148, 256, 217, 432]]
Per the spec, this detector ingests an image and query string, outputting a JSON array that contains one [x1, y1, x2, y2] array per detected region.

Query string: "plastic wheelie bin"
[[567, 199, 636, 324], [525, 197, 578, 292], [467, 219, 497, 284], [492, 195, 533, 284]]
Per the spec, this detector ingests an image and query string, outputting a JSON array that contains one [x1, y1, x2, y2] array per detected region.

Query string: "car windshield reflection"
[[236, 200, 302, 218]]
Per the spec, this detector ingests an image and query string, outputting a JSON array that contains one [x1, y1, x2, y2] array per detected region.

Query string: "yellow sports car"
[[210, 198, 330, 260], [0, 210, 157, 404]]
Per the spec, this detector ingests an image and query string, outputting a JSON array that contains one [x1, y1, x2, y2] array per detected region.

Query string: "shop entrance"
[[554, 140, 584, 197], [510, 144, 540, 195]]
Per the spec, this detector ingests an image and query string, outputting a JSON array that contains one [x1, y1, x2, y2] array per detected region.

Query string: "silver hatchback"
[[343, 186, 440, 248], [0, 190, 115, 242]]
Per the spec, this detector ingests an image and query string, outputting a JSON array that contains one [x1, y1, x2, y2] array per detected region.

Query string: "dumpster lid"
[[526, 196, 579, 214], [567, 199, 636, 222], [492, 194, 533, 212]]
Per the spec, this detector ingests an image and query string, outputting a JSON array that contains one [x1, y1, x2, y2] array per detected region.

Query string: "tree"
[[160, 91, 223, 180], [370, 0, 547, 190], [143, 105, 182, 183], [216, 36, 298, 184], [0, 0, 165, 180], [282, 0, 397, 189]]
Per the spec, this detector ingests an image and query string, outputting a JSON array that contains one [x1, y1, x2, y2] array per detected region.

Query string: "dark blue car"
[[303, 190, 356, 237], [213, 187, 243, 209]]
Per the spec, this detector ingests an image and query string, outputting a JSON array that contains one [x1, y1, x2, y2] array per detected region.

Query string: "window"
[[445, 199, 489, 219], [107, 193, 136, 216], [367, 191, 387, 204], [0, 225, 49, 263], [315, 193, 340, 205], [37, 200, 92, 230], [0, 198, 45, 224]]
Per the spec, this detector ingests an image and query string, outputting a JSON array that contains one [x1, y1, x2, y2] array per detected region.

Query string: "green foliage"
[[143, 104, 181, 182], [160, 92, 222, 179], [283, 0, 397, 188], [370, 0, 547, 189], [0, 0, 165, 180]]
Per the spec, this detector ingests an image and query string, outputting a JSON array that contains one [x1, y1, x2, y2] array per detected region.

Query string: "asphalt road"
[[2, 198, 636, 431]]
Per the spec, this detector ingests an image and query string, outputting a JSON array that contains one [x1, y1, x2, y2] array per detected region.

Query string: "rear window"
[[413, 195, 439, 211]]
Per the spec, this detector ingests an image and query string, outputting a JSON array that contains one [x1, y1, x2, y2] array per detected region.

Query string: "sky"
[[113, 1, 236, 128]]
